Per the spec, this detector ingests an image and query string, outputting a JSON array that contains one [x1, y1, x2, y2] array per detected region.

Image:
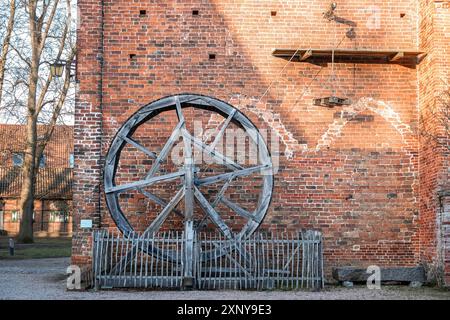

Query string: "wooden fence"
[[93, 230, 324, 290]]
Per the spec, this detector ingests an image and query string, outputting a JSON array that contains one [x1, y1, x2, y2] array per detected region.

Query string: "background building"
[[0, 125, 73, 236]]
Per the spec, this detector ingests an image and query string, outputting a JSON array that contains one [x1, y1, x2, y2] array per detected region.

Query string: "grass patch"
[[0, 236, 71, 260]]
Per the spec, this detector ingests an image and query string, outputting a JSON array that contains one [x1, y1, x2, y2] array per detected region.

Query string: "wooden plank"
[[139, 232, 145, 287], [144, 232, 150, 288], [301, 231, 305, 288], [272, 48, 425, 62], [133, 232, 138, 287], [93, 231, 101, 288], [118, 231, 125, 284]]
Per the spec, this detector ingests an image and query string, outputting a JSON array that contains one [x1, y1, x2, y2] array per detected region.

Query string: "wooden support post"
[[183, 157, 195, 288], [179, 96, 196, 288]]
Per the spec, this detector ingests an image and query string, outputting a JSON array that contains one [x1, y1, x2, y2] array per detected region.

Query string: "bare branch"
[[420, 87, 450, 151], [0, 0, 16, 105]]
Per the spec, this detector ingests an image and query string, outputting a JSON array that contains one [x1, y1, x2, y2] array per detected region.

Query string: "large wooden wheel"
[[104, 94, 273, 263]]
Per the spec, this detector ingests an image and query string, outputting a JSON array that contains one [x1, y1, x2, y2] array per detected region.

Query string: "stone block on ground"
[[332, 266, 426, 283]]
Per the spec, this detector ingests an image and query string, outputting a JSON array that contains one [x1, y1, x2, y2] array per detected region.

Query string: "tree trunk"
[[17, 0, 39, 243], [18, 115, 37, 243]]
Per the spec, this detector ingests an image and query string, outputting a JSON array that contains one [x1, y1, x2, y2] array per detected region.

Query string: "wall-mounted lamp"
[[50, 61, 65, 78]]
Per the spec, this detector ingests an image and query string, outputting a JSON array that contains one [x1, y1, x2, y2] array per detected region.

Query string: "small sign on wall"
[[80, 219, 93, 229]]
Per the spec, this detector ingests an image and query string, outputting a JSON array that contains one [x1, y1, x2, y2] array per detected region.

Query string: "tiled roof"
[[0, 167, 72, 199], [0, 124, 73, 167], [0, 124, 73, 200]]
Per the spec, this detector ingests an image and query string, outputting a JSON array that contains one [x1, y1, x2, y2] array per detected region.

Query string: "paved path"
[[0, 258, 449, 300]]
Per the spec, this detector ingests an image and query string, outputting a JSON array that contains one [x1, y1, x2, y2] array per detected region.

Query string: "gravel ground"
[[0, 258, 449, 300]]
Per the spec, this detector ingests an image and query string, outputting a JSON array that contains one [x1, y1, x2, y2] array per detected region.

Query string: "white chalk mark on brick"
[[316, 97, 415, 151]]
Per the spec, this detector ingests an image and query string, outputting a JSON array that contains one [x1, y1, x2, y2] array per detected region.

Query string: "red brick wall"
[[72, 0, 104, 266], [418, 0, 450, 286], [73, 0, 449, 283]]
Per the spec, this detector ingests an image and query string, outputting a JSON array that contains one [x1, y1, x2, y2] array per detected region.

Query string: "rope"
[[255, 45, 310, 107], [331, 20, 336, 95]]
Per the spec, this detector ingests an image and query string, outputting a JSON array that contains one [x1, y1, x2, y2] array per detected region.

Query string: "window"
[[11, 211, 20, 222], [12, 153, 24, 167], [39, 154, 46, 168], [69, 153, 74, 168], [49, 211, 68, 223]]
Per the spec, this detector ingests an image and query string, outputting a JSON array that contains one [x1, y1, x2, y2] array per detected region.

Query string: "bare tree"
[[421, 87, 450, 152], [0, 0, 76, 242], [0, 0, 16, 106]]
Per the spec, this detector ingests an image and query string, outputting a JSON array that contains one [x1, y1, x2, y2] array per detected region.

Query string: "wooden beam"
[[272, 48, 425, 64]]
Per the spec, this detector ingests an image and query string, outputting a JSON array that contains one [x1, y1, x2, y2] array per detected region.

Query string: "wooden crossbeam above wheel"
[[272, 48, 426, 64]]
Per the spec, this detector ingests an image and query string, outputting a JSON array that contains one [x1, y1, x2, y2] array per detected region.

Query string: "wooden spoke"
[[105, 171, 184, 194], [175, 96, 185, 123], [183, 129, 244, 171], [195, 163, 271, 186], [195, 175, 234, 231], [144, 187, 185, 235], [211, 175, 234, 207], [220, 196, 259, 222], [209, 109, 236, 150], [137, 188, 184, 218], [194, 186, 233, 239], [145, 121, 183, 180], [119, 135, 157, 159]]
